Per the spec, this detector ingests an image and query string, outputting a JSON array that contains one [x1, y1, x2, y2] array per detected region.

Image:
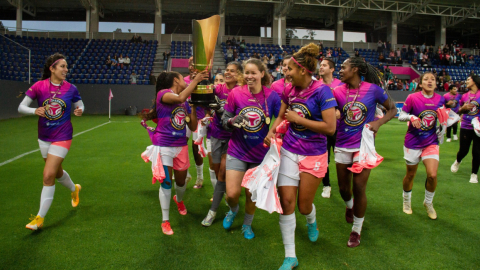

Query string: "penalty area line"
[[0, 122, 110, 167]]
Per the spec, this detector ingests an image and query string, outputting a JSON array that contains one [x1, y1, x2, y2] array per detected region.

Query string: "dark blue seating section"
[[170, 41, 192, 59]]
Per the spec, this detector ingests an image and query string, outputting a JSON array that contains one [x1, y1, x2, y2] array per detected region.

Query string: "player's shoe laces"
[[26, 215, 44, 231], [423, 201, 437, 220], [161, 221, 174, 235], [173, 195, 187, 215], [193, 178, 203, 189], [347, 231, 361, 248], [470, 174, 478, 183], [279, 257, 298, 270], [403, 197, 412, 214], [223, 210, 237, 229], [451, 160, 461, 173], [453, 134, 458, 141], [321, 186, 331, 198], [446, 138, 452, 143], [306, 220, 319, 242], [201, 210, 216, 227], [71, 184, 81, 207], [241, 224, 255, 239], [345, 208, 354, 223]]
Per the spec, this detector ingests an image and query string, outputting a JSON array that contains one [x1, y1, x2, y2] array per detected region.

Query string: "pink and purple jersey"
[[333, 82, 389, 149], [443, 92, 461, 113], [320, 78, 344, 90], [152, 89, 192, 147], [26, 79, 82, 142], [224, 85, 281, 163], [281, 80, 337, 156], [208, 83, 236, 140], [402, 92, 445, 149], [460, 91, 480, 130], [270, 78, 291, 96]]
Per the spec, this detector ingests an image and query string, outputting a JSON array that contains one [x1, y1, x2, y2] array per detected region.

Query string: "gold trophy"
[[190, 15, 220, 105]]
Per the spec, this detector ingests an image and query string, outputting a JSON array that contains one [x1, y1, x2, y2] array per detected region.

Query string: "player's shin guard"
[[174, 182, 187, 202], [279, 213, 296, 258], [38, 185, 55, 218], [159, 166, 172, 221]]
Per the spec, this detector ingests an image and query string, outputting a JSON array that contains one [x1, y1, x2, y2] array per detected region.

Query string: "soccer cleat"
[[453, 134, 458, 141], [306, 220, 319, 242], [279, 257, 299, 270], [451, 160, 461, 173], [423, 201, 437, 220], [26, 215, 44, 231], [347, 231, 361, 248], [173, 195, 187, 215], [210, 197, 213, 202], [193, 178, 203, 189], [241, 224, 255, 239], [446, 138, 452, 143], [71, 184, 81, 207], [345, 208, 354, 223], [223, 210, 237, 229], [161, 221, 174, 235], [201, 210, 217, 227], [321, 186, 331, 198], [470, 174, 478, 184], [403, 197, 412, 214]]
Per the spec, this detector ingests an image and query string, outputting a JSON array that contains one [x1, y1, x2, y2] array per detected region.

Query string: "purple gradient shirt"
[[402, 92, 445, 149], [443, 92, 461, 113], [270, 78, 291, 96], [460, 91, 480, 130], [333, 82, 389, 149], [152, 89, 192, 147], [320, 78, 344, 90], [26, 79, 81, 142], [208, 83, 236, 140], [224, 85, 281, 163], [281, 80, 337, 156]]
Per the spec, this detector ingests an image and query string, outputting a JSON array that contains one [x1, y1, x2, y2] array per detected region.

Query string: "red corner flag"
[[109, 89, 114, 100]]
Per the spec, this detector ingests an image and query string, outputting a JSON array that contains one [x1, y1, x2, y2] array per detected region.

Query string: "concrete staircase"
[[152, 43, 170, 77], [213, 47, 226, 72]]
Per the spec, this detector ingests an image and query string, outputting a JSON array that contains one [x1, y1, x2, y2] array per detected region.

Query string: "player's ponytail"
[[141, 71, 181, 121]]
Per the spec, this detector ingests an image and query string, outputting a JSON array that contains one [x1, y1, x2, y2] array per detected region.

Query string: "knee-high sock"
[[210, 181, 226, 212], [352, 216, 364, 234], [174, 182, 187, 202], [196, 164, 204, 180], [209, 168, 217, 189], [37, 186, 55, 218], [279, 213, 296, 258], [57, 170, 75, 192], [424, 190, 435, 204], [304, 204, 316, 224], [159, 187, 171, 221]]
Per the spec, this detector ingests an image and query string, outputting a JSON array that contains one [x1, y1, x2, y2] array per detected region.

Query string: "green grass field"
[[1, 115, 479, 270]]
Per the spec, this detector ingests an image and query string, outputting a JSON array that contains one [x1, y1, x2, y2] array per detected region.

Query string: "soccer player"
[[18, 53, 84, 230], [264, 43, 337, 270], [141, 70, 208, 235], [270, 56, 292, 96], [444, 84, 461, 142], [451, 75, 480, 184], [399, 72, 446, 220], [319, 58, 344, 198], [333, 57, 397, 247], [221, 58, 281, 239], [202, 62, 243, 226]]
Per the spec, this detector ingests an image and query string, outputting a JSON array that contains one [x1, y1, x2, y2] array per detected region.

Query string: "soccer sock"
[[57, 170, 75, 192], [37, 185, 55, 218], [174, 182, 187, 202], [243, 213, 254, 226], [159, 187, 171, 221], [196, 164, 204, 180], [304, 204, 316, 224], [424, 189, 435, 204], [230, 203, 239, 213], [209, 168, 217, 189], [279, 213, 296, 258], [352, 215, 364, 235], [403, 190, 412, 202], [210, 181, 226, 212], [345, 198, 354, 209]]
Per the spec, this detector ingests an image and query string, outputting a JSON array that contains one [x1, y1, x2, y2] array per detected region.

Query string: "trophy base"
[[190, 93, 216, 106]]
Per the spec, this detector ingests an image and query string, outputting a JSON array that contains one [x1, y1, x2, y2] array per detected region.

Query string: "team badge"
[[42, 98, 66, 121], [239, 106, 266, 133], [343, 101, 367, 126], [418, 110, 437, 131], [290, 103, 311, 131], [468, 101, 479, 115], [171, 107, 188, 130]]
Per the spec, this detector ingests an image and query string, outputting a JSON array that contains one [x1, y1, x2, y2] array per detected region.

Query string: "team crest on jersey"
[[239, 106, 266, 133], [343, 101, 367, 126], [468, 101, 479, 115], [290, 103, 311, 131], [171, 107, 188, 130], [42, 98, 66, 121], [419, 110, 437, 131]]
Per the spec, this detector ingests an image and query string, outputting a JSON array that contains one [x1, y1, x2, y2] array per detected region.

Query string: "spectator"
[[396, 48, 401, 59], [411, 58, 418, 69], [396, 57, 403, 65], [226, 37, 232, 46], [130, 71, 139, 84], [404, 80, 409, 91], [397, 79, 403, 91], [386, 41, 391, 56], [105, 55, 112, 66], [332, 48, 339, 63], [239, 40, 246, 53], [111, 57, 118, 67], [377, 40, 383, 55], [379, 53, 385, 62], [131, 34, 138, 43], [388, 79, 396, 90], [216, 67, 222, 74], [275, 64, 282, 81], [443, 80, 450, 92], [268, 53, 275, 70], [409, 78, 418, 91], [118, 54, 124, 68], [233, 49, 238, 61], [445, 72, 451, 82], [437, 76, 444, 91], [163, 51, 170, 70], [421, 43, 426, 53], [226, 47, 233, 63], [355, 51, 360, 57], [124, 55, 131, 67], [232, 36, 237, 46], [439, 68, 446, 77], [262, 54, 269, 66], [401, 44, 407, 59], [387, 49, 395, 63]]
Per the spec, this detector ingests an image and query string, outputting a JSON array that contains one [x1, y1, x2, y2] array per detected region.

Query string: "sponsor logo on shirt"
[[239, 106, 266, 133], [419, 110, 437, 131], [42, 98, 66, 121], [171, 107, 188, 130], [468, 101, 479, 115], [290, 103, 311, 131], [343, 101, 367, 127]]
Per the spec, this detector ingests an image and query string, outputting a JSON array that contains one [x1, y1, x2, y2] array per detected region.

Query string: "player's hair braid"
[[348, 57, 381, 86]]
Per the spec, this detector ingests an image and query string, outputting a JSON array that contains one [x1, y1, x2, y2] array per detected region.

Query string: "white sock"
[[304, 204, 316, 224], [209, 168, 217, 188], [175, 182, 187, 202], [57, 170, 76, 192], [403, 190, 412, 202], [159, 187, 171, 221], [424, 190, 435, 204], [37, 185, 55, 218], [345, 198, 353, 209], [352, 215, 364, 235], [196, 164, 204, 180], [279, 213, 296, 258]]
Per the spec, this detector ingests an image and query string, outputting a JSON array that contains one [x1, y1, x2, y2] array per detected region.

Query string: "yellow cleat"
[[71, 184, 81, 207], [26, 215, 44, 231], [423, 202, 437, 220]]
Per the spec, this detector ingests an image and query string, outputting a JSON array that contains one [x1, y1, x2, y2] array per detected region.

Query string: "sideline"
[[0, 122, 110, 167]]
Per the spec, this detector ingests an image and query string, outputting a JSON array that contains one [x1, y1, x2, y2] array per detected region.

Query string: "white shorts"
[[334, 147, 360, 164], [206, 138, 212, 154], [38, 139, 72, 159], [159, 146, 190, 171], [278, 147, 328, 187], [403, 145, 439, 165]]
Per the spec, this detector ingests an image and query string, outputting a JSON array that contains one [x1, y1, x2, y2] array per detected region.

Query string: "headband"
[[50, 59, 63, 68], [291, 57, 313, 74]]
